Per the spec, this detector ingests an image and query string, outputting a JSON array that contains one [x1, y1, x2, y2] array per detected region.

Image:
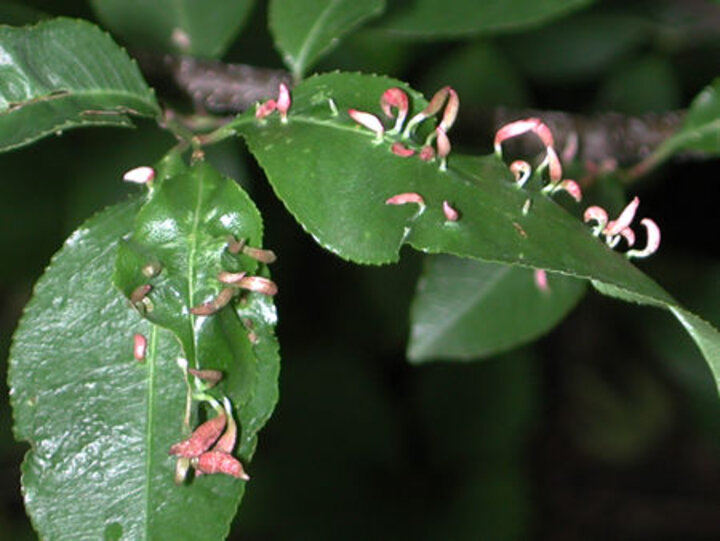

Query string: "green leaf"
[[90, 0, 255, 58], [0, 18, 159, 153], [269, 0, 385, 79], [651, 78, 720, 156], [114, 158, 279, 456], [230, 71, 720, 388], [379, 0, 594, 39], [8, 199, 254, 540], [408, 256, 586, 362]]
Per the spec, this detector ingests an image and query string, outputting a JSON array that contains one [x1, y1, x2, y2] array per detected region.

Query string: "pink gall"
[[385, 192, 425, 207], [381, 87, 409, 133], [123, 166, 155, 185], [348, 109, 384, 140], [133, 333, 147, 362], [194, 451, 249, 480], [604, 197, 640, 237], [442, 200, 459, 222], [391, 142, 415, 158], [509, 160, 531, 188], [626, 218, 661, 259], [276, 83, 291, 123], [255, 99, 277, 120], [169, 413, 227, 458], [534, 269, 549, 293]]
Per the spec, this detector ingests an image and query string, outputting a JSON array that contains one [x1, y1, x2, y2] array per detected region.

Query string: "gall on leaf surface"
[[231, 71, 720, 387], [8, 198, 265, 541]]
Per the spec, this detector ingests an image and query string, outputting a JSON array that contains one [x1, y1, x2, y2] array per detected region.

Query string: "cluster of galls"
[[494, 117, 660, 260], [122, 164, 279, 481]]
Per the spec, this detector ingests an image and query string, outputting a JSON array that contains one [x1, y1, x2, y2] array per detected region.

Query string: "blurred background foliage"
[[2, 0, 720, 538]]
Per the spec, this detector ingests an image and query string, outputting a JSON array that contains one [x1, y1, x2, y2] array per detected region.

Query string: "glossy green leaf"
[[269, 0, 385, 79], [90, 0, 255, 57], [408, 256, 586, 362], [649, 78, 720, 158], [379, 0, 593, 39], [114, 158, 279, 457], [8, 199, 251, 540], [0, 18, 159, 153], [230, 71, 720, 388]]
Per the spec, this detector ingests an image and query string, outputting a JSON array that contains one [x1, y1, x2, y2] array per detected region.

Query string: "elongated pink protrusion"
[[583, 206, 608, 235], [277, 83, 291, 122], [532, 122, 555, 150], [545, 146, 563, 184], [212, 412, 237, 455], [123, 166, 155, 185], [436, 127, 451, 171], [130, 284, 152, 304], [242, 245, 277, 264], [255, 99, 277, 119], [442, 200, 459, 222], [133, 333, 147, 362], [554, 179, 582, 202], [419, 146, 435, 161], [218, 271, 247, 284], [381, 87, 409, 133], [439, 88, 459, 133], [626, 218, 661, 259], [235, 276, 279, 296], [194, 451, 249, 480], [604, 197, 640, 236], [494, 118, 540, 155], [170, 414, 226, 458], [534, 269, 549, 292], [619, 227, 636, 247], [188, 368, 223, 386], [510, 160, 531, 187], [348, 109, 384, 139], [385, 192, 425, 207], [391, 142, 415, 157]]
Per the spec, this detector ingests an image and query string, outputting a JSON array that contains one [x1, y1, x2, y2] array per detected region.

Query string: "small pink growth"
[[235, 276, 279, 297], [123, 166, 155, 185], [171, 28, 191, 50], [419, 145, 435, 161], [513, 222, 528, 238], [545, 146, 563, 184], [534, 269, 549, 293], [391, 142, 415, 158], [133, 333, 147, 362], [188, 368, 223, 386], [442, 200, 459, 222], [439, 88, 459, 133], [130, 284, 152, 304], [218, 271, 247, 284], [619, 227, 636, 248], [381, 87, 409, 132], [555, 179, 582, 202], [169, 414, 227, 458], [212, 411, 237, 455], [277, 83, 291, 122], [243, 245, 277, 263], [510, 160, 532, 187], [626, 218, 661, 259], [255, 99, 277, 119], [385, 192, 425, 207], [190, 288, 236, 315], [348, 109, 384, 139], [494, 118, 540, 155], [583, 206, 608, 234], [532, 122, 555, 150], [604, 196, 640, 237], [562, 132, 579, 163], [194, 451, 249, 480], [436, 127, 451, 159]]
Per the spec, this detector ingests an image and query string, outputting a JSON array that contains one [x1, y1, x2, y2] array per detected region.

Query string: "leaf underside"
[[90, 0, 256, 58], [232, 71, 720, 387], [408, 256, 587, 362], [0, 18, 159, 153]]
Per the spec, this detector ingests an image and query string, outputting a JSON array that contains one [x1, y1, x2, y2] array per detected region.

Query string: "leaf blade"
[[8, 199, 246, 540], [270, 0, 385, 78], [408, 257, 586, 362], [0, 18, 159, 153], [233, 71, 720, 387], [90, 0, 256, 57]]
